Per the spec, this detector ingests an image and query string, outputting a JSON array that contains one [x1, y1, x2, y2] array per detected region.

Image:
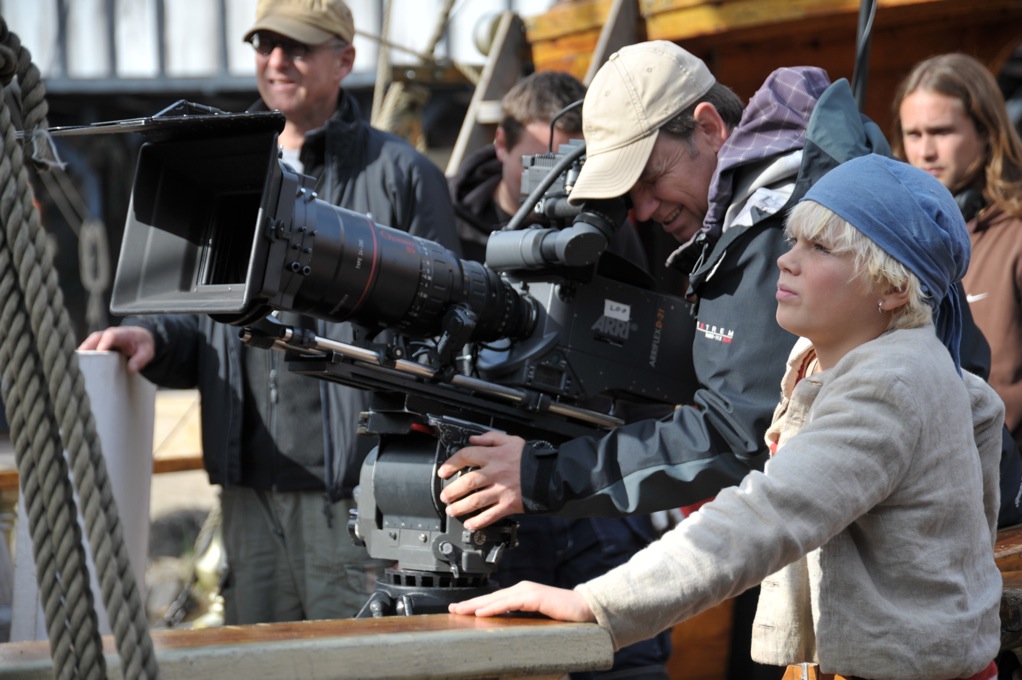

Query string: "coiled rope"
[[0, 19, 158, 679]]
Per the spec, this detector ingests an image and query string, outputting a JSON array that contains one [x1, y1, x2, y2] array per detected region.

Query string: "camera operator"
[[439, 41, 1018, 678], [448, 69, 671, 679], [79, 0, 459, 625], [449, 70, 648, 268]]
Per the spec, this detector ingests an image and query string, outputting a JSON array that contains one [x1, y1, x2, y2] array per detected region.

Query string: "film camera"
[[106, 103, 695, 615]]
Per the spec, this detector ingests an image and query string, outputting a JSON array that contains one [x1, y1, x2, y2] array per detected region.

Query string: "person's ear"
[[494, 126, 509, 163], [336, 43, 356, 81], [880, 286, 911, 313], [692, 102, 728, 151]]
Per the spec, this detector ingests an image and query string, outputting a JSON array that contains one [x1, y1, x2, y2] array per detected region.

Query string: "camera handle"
[[351, 415, 515, 619]]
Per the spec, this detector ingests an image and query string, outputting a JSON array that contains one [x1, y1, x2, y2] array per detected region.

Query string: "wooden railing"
[[0, 613, 613, 679]]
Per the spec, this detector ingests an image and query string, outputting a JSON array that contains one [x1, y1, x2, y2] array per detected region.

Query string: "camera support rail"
[[240, 315, 624, 436]]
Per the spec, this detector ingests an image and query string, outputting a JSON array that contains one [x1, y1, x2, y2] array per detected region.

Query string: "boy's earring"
[[878, 300, 885, 314]]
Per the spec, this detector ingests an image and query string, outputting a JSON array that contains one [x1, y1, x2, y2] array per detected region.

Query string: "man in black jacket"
[[80, 0, 460, 625], [442, 42, 837, 533]]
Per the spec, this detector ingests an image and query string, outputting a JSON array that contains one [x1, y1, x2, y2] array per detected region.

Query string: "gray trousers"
[[220, 486, 392, 624]]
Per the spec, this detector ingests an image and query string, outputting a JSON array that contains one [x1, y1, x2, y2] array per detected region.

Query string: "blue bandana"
[[801, 154, 970, 372]]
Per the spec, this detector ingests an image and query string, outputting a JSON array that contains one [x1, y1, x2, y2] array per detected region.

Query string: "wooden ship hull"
[[525, 0, 1022, 135]]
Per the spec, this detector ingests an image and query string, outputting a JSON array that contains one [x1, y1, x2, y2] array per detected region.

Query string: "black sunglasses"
[[249, 33, 340, 61]]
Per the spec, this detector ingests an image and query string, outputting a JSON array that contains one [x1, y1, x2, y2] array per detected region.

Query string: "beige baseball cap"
[[568, 41, 716, 203], [243, 0, 355, 45]]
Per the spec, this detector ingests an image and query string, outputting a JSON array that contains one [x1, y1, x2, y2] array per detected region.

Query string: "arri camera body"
[[107, 103, 696, 616]]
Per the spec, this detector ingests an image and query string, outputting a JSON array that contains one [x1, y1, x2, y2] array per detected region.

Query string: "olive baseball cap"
[[243, 0, 355, 45], [568, 41, 715, 203]]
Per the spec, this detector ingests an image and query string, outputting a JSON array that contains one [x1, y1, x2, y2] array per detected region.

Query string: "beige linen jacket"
[[577, 327, 1003, 680]]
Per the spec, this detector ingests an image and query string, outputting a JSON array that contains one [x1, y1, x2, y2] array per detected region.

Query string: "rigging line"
[[52, 159, 93, 220], [850, 0, 877, 110], [36, 166, 83, 237]]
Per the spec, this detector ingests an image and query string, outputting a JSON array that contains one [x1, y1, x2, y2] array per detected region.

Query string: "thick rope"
[[0, 21, 159, 679], [0, 50, 104, 680]]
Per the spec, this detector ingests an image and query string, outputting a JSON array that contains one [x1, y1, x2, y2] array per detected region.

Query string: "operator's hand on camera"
[[448, 580, 596, 623], [78, 326, 156, 373], [437, 431, 526, 530]]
